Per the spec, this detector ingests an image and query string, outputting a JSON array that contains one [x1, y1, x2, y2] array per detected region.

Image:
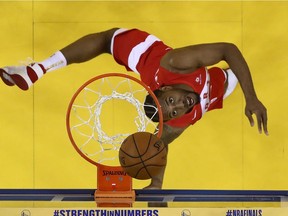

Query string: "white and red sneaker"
[[0, 63, 46, 90], [0, 68, 15, 86]]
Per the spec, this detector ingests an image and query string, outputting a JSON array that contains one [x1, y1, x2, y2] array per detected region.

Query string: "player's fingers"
[[261, 110, 269, 136], [245, 111, 254, 127], [256, 112, 263, 134]]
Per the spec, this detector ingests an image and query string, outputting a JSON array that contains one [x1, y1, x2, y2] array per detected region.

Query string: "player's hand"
[[143, 176, 163, 190], [143, 182, 162, 190], [245, 97, 268, 135]]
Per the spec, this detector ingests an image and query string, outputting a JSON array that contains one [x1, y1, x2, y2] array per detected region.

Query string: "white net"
[[67, 74, 161, 167]]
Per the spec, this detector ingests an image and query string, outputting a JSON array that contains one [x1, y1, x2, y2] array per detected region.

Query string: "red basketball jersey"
[[112, 28, 226, 128]]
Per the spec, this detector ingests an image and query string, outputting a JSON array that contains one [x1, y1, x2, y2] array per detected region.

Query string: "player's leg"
[[0, 28, 119, 90], [60, 28, 118, 64]]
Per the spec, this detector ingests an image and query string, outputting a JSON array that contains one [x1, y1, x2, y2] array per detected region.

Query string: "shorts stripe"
[[127, 35, 160, 73], [110, 28, 128, 56]]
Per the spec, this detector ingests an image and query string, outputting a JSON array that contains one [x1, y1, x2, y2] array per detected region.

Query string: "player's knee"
[[103, 28, 120, 53]]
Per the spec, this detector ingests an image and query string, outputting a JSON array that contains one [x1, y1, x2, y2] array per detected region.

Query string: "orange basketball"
[[119, 132, 167, 180]]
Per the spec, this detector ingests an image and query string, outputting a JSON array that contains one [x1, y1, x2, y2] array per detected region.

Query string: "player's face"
[[157, 86, 199, 121]]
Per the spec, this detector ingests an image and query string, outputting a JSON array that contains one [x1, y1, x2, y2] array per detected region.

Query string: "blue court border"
[[0, 189, 287, 202]]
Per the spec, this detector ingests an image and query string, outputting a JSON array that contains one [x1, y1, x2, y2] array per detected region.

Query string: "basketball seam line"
[[120, 142, 167, 168], [133, 133, 152, 179]]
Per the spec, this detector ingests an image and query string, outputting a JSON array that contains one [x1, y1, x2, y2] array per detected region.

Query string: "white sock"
[[39, 51, 67, 72]]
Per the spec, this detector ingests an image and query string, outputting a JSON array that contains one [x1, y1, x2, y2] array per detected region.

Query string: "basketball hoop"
[[66, 73, 163, 206]]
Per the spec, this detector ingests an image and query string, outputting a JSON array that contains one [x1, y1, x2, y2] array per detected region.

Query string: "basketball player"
[[0, 28, 268, 189]]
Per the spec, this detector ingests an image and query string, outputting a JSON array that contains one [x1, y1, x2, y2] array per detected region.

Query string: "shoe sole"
[[1, 64, 45, 91], [10, 73, 29, 90], [0, 69, 15, 86]]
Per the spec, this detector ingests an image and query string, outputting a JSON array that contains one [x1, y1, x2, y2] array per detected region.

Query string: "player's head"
[[144, 86, 200, 122]]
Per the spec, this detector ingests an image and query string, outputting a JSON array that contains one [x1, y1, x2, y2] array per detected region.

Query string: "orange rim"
[[66, 73, 163, 167]]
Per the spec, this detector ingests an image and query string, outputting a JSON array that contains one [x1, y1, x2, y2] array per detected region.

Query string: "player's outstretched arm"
[[144, 124, 187, 189], [143, 165, 166, 189], [160, 124, 187, 145], [160, 43, 268, 135]]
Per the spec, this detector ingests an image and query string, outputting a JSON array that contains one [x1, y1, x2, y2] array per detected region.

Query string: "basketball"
[[119, 132, 167, 180]]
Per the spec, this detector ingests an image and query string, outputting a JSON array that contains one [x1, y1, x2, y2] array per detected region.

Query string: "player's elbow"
[[222, 42, 241, 60], [221, 42, 238, 51]]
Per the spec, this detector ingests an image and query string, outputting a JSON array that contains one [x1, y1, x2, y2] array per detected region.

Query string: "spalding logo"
[[102, 170, 127, 176]]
